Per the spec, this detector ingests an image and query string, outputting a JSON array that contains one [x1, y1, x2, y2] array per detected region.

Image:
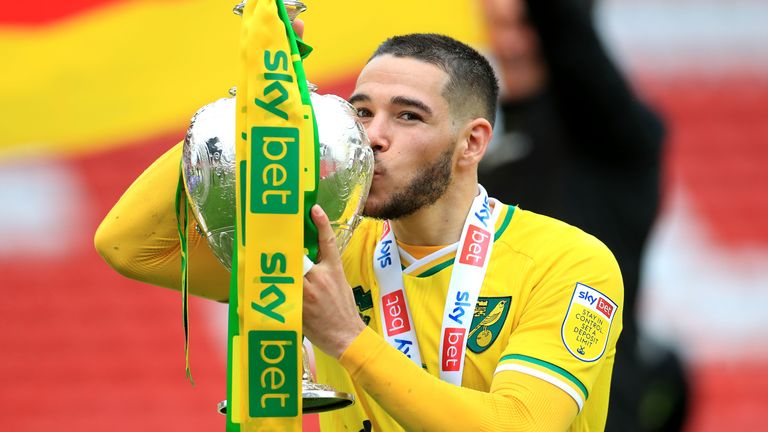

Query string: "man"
[[95, 33, 623, 431]]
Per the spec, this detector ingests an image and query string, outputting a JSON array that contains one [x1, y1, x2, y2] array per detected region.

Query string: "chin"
[[362, 202, 380, 219]]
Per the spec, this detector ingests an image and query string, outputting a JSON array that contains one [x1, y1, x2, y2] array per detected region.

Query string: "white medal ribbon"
[[374, 186, 499, 385], [374, 219, 424, 366]]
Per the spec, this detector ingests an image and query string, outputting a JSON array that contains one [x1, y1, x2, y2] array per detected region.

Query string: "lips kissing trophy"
[[177, 1, 373, 430]]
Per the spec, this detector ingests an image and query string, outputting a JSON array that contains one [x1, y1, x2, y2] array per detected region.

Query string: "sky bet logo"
[[249, 330, 298, 417], [578, 289, 615, 319], [596, 297, 615, 319], [255, 49, 294, 120], [249, 49, 300, 215], [245, 48, 300, 419], [458, 225, 491, 267], [578, 290, 597, 306], [382, 291, 410, 336], [376, 239, 394, 269], [250, 127, 299, 214], [473, 196, 492, 228], [381, 220, 392, 239], [448, 291, 472, 325], [441, 328, 466, 372]]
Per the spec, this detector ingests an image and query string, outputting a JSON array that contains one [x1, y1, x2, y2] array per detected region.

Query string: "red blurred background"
[[1, 1, 766, 431]]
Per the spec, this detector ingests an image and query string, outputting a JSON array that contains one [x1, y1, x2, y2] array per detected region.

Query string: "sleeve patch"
[[561, 282, 618, 362]]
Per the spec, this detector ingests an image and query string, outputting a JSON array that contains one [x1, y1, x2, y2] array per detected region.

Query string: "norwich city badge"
[[467, 296, 511, 353]]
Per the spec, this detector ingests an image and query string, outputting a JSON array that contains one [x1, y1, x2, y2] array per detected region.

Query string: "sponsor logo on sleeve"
[[596, 297, 615, 319], [561, 283, 618, 362]]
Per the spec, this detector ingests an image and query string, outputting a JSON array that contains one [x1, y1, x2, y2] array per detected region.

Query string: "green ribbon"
[[175, 162, 195, 386]]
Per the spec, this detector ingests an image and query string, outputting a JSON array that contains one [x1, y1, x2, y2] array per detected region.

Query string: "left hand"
[[303, 205, 366, 358]]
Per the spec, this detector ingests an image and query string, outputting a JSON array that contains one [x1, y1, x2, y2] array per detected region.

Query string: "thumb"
[[310, 204, 340, 265]]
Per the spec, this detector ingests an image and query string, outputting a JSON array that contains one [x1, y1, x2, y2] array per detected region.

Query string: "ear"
[[456, 118, 493, 168]]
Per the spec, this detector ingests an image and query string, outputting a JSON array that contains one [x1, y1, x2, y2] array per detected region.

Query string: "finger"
[[310, 204, 340, 265], [292, 18, 305, 39]]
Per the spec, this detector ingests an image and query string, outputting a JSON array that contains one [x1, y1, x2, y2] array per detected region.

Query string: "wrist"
[[332, 318, 366, 359]]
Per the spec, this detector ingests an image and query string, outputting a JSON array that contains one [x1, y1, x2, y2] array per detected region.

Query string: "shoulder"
[[498, 205, 618, 267], [493, 204, 622, 300]]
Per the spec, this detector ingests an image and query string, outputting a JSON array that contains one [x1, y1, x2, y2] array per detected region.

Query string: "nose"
[[364, 115, 390, 154]]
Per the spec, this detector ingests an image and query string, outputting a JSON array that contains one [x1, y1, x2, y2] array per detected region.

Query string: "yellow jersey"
[[316, 203, 623, 431]]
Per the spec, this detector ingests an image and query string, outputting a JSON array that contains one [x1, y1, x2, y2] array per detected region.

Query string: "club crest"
[[467, 296, 511, 353], [561, 283, 618, 362], [352, 285, 373, 326]]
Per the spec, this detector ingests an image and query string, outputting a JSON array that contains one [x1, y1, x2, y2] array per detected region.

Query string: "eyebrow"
[[348, 93, 433, 116], [391, 96, 433, 116], [348, 93, 369, 105]]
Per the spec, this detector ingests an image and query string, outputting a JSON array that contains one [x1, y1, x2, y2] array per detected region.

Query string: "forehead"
[[352, 55, 450, 109]]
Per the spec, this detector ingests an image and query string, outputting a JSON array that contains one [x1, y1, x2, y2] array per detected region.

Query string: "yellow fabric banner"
[[229, 1, 317, 430]]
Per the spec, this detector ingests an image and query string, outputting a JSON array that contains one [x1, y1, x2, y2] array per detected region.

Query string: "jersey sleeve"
[[93, 141, 230, 300], [496, 231, 623, 411], [339, 326, 578, 432]]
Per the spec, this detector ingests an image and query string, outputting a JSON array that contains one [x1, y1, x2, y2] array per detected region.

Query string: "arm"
[[303, 206, 622, 431], [93, 19, 307, 301], [341, 327, 577, 432], [94, 141, 230, 301]]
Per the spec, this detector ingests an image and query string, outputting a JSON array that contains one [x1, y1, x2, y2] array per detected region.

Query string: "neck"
[[390, 180, 479, 246]]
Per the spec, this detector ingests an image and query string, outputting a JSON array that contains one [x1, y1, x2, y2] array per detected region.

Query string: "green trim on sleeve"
[[500, 353, 589, 400]]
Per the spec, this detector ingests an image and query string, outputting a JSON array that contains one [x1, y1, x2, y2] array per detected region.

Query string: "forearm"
[[94, 141, 230, 300], [339, 327, 576, 432]]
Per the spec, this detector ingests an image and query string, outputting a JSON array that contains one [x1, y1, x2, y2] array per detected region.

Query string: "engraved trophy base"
[[217, 382, 354, 415]]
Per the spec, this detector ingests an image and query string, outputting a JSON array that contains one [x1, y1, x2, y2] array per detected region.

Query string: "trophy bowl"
[[182, 91, 374, 271]]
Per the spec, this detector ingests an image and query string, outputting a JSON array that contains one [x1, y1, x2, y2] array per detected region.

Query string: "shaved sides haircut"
[[370, 33, 500, 127]]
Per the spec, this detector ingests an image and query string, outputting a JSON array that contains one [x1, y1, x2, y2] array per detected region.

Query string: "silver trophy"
[[183, 91, 374, 272], [182, 1, 372, 414]]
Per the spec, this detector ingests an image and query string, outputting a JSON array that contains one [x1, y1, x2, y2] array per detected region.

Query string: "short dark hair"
[[370, 33, 499, 127]]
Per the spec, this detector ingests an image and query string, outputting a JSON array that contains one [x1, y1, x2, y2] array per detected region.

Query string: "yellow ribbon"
[[228, 0, 317, 430]]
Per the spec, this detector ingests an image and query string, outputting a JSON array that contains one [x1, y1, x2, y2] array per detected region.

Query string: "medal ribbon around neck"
[[374, 185, 499, 385]]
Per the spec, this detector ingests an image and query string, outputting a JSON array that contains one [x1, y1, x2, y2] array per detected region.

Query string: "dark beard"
[[363, 147, 453, 220]]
